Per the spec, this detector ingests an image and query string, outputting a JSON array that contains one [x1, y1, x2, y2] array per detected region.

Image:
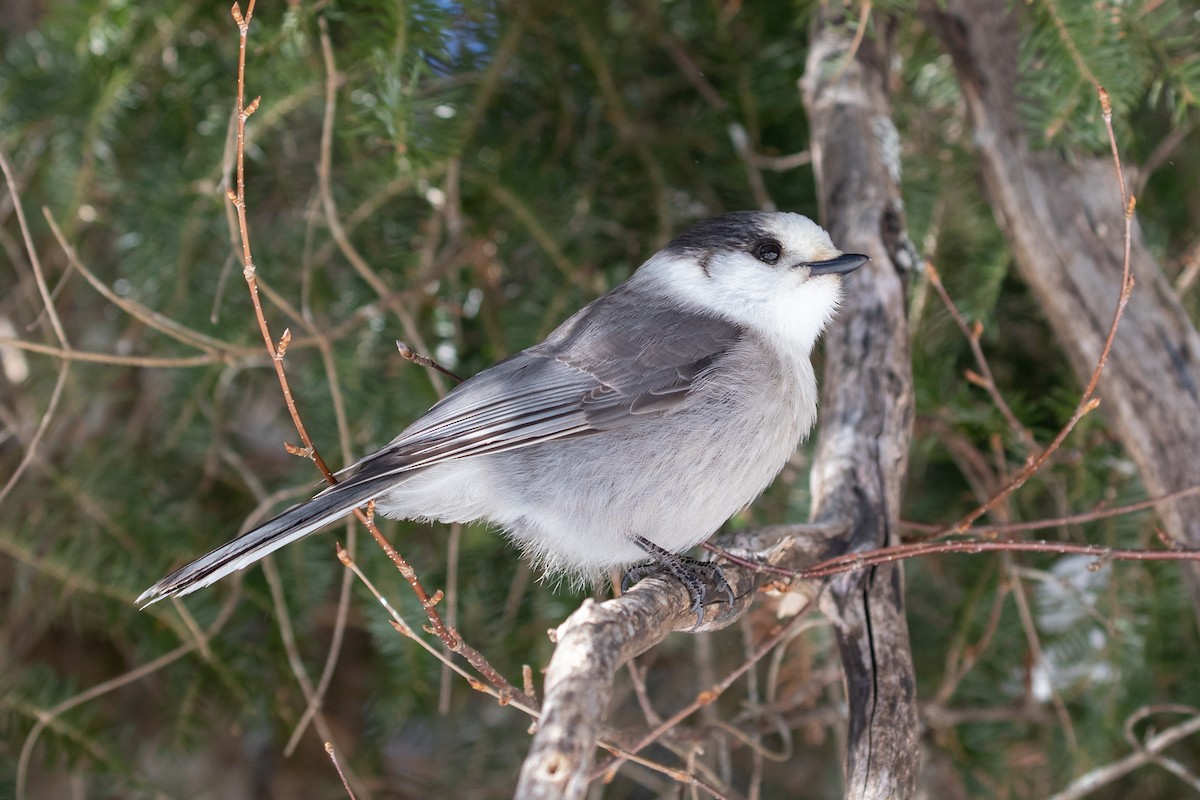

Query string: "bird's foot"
[[622, 535, 735, 629]]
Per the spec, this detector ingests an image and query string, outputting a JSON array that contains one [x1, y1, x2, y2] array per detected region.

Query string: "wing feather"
[[334, 286, 744, 488]]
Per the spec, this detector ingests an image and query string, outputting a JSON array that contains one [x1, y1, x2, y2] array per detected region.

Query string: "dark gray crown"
[[662, 211, 776, 257]]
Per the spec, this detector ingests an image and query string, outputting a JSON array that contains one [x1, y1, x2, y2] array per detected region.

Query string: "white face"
[[632, 212, 858, 357]]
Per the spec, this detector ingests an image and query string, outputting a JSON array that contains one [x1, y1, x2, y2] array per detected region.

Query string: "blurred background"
[[2, 1, 1200, 797]]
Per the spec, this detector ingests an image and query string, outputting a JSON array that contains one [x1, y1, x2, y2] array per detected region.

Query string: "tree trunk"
[[802, 7, 921, 798], [922, 0, 1200, 626]]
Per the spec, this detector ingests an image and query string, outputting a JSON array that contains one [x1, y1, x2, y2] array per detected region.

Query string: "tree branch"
[[801, 6, 921, 796]]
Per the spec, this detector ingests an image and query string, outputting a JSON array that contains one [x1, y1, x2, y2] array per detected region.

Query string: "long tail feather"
[[137, 477, 391, 607]]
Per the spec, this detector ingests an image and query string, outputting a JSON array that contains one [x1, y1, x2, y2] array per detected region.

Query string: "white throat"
[[632, 252, 844, 366]]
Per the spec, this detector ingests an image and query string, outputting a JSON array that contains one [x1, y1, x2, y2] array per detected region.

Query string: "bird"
[[139, 211, 866, 618]]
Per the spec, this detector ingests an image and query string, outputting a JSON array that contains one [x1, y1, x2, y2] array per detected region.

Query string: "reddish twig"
[[905, 482, 1200, 539], [795, 539, 1199, 581], [224, 2, 527, 706], [925, 260, 1036, 450], [944, 86, 1136, 535]]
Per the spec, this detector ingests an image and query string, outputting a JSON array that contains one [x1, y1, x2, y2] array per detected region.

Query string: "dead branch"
[[801, 6, 921, 797], [1048, 711, 1200, 800], [515, 565, 762, 799]]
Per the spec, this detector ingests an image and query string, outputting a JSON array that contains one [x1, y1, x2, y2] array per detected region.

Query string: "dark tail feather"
[[138, 477, 391, 607]]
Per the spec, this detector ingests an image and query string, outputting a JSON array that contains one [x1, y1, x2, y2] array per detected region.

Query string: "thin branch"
[[1006, 556, 1078, 752], [335, 543, 536, 716], [396, 340, 464, 384], [1135, 120, 1194, 195], [1049, 712, 1200, 800], [314, 17, 444, 396], [1037, 0, 1102, 88], [0, 148, 68, 346], [0, 143, 72, 508], [932, 566, 1009, 706], [902, 482, 1200, 539], [594, 612, 820, 783], [325, 742, 358, 800], [0, 336, 231, 367], [44, 208, 235, 355], [224, 3, 531, 707], [795, 538, 1200, 581], [574, 18, 671, 243], [283, 338, 358, 756], [261, 556, 372, 800], [15, 593, 241, 800], [946, 86, 1136, 535], [925, 260, 1036, 449], [1173, 236, 1200, 297]]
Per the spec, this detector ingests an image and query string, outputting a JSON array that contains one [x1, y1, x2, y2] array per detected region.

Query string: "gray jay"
[[139, 211, 866, 615]]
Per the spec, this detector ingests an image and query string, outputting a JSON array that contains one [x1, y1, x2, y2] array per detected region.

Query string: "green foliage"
[[2, 0, 1200, 797], [1019, 0, 1200, 151]]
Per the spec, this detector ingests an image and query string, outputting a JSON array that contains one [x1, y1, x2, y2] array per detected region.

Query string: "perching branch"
[[516, 565, 764, 799]]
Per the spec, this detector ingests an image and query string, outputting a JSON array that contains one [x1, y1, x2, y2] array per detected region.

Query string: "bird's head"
[[634, 211, 868, 352]]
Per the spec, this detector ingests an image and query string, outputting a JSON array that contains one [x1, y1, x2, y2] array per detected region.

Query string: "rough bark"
[[514, 563, 765, 799], [801, 8, 921, 799], [922, 0, 1200, 624]]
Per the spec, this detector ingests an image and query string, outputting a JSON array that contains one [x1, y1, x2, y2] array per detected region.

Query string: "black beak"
[[807, 253, 869, 276]]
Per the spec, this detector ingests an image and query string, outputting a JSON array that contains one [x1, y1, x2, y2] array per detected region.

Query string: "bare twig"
[[1135, 120, 1194, 196], [1005, 555, 1078, 752], [0, 145, 72, 510], [830, 0, 874, 85], [439, 522, 463, 715], [946, 86, 1136, 535], [574, 18, 671, 243], [795, 538, 1200, 581], [15, 594, 241, 800], [260, 557, 370, 799], [516, 566, 761, 798], [594, 612, 819, 783], [335, 544, 536, 714], [1049, 711, 1200, 800], [325, 743, 357, 800], [314, 17, 444, 396], [905, 482, 1200, 539], [223, 2, 530, 708], [0, 337, 229, 367], [44, 208, 236, 355], [397, 340, 464, 384], [728, 122, 775, 211], [925, 261, 1036, 449], [1173, 236, 1200, 297], [932, 568, 1009, 705]]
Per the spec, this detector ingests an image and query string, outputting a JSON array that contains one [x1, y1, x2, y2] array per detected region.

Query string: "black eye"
[[755, 241, 782, 264]]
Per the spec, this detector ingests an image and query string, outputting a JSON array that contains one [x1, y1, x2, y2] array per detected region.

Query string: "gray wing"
[[334, 285, 743, 488], [137, 288, 742, 605]]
